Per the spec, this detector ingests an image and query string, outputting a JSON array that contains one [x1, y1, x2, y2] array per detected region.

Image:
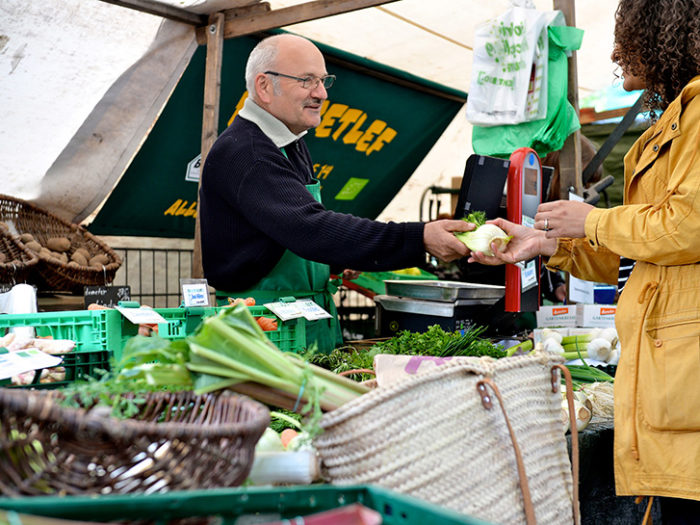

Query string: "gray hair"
[[245, 36, 281, 97]]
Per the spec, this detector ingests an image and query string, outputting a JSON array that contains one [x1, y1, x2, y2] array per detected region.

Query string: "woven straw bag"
[[314, 351, 580, 525]]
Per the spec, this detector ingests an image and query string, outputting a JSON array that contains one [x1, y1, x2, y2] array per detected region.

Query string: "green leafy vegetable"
[[308, 324, 505, 377]]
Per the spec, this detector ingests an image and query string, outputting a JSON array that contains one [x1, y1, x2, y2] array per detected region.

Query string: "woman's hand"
[[535, 200, 594, 238], [468, 218, 557, 265]]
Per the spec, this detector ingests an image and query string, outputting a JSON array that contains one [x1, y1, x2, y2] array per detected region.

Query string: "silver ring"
[[544, 218, 549, 231]]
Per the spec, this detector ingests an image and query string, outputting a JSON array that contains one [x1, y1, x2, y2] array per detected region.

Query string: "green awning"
[[89, 34, 466, 238]]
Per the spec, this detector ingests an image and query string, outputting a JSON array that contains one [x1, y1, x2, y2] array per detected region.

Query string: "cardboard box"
[[576, 304, 616, 328], [535, 305, 577, 327]]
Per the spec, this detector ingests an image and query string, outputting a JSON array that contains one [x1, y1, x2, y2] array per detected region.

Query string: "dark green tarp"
[[89, 35, 466, 238]]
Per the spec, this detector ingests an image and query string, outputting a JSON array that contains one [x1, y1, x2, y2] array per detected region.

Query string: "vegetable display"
[[454, 211, 511, 256], [118, 304, 369, 414], [308, 324, 505, 378]]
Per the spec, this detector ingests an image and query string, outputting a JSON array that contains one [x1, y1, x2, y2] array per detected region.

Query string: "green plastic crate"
[[0, 309, 120, 387], [117, 305, 306, 361], [0, 485, 492, 525], [347, 268, 438, 296]]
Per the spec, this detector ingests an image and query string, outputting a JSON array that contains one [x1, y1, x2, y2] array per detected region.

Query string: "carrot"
[[280, 428, 299, 448], [227, 297, 256, 307], [255, 316, 278, 331], [138, 323, 159, 337]]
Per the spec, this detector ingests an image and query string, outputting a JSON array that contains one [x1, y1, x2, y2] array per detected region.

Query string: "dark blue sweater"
[[199, 116, 426, 292]]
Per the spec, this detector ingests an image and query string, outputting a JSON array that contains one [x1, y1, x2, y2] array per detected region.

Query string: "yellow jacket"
[[548, 75, 700, 500]]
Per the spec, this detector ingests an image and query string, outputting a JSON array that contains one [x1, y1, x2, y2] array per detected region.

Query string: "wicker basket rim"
[[1, 389, 269, 441], [0, 193, 122, 267], [0, 231, 40, 266]]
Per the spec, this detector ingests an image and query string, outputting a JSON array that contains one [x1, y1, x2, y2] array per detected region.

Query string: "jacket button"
[[671, 123, 677, 130], [654, 339, 663, 347], [653, 144, 659, 152]]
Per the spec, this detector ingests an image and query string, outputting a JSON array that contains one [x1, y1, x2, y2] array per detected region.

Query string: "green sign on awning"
[[89, 34, 466, 238]]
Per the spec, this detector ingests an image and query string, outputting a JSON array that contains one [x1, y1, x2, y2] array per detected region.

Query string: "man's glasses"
[[265, 71, 335, 89]]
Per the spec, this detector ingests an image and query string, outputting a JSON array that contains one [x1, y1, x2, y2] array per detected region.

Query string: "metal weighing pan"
[[383, 280, 505, 303]]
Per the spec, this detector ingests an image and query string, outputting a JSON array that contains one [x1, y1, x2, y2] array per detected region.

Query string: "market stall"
[[0, 0, 652, 523]]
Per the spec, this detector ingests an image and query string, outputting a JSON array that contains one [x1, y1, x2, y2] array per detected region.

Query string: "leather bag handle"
[[476, 365, 581, 525], [476, 377, 537, 525], [552, 363, 581, 525]]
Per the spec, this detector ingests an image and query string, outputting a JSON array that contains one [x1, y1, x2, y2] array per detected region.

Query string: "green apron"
[[215, 179, 343, 354]]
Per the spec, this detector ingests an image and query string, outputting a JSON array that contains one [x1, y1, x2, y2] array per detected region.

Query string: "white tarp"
[[0, 0, 618, 225]]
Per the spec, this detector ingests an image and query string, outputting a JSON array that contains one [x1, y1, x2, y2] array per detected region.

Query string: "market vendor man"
[[199, 34, 472, 353]]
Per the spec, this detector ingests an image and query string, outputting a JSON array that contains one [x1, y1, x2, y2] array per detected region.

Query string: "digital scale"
[[454, 147, 549, 313], [505, 147, 542, 312], [374, 280, 505, 335]]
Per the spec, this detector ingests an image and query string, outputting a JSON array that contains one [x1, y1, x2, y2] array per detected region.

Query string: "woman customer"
[[471, 0, 700, 522]]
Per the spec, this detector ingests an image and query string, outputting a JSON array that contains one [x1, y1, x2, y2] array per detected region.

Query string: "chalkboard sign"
[[84, 285, 131, 308]]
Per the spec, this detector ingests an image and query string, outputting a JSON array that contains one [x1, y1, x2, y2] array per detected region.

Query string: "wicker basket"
[[0, 389, 269, 497], [0, 194, 121, 292], [0, 231, 38, 285]]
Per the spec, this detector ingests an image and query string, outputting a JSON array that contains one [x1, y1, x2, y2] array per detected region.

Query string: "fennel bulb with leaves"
[[455, 211, 511, 256]]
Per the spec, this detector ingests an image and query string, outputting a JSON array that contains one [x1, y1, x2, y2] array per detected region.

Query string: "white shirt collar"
[[238, 97, 307, 148]]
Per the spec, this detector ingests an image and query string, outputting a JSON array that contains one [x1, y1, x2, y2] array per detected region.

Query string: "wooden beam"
[[553, 0, 582, 199], [579, 106, 632, 125], [98, 0, 206, 25], [196, 0, 399, 44], [192, 12, 225, 279]]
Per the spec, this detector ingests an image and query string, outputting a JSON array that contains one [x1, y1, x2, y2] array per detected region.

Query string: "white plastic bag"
[[466, 7, 564, 126]]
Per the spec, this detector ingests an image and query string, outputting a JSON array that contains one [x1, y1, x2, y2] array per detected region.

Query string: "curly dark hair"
[[613, 0, 700, 114]]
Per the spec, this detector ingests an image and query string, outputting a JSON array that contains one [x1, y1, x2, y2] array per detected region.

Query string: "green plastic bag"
[[471, 25, 584, 159]]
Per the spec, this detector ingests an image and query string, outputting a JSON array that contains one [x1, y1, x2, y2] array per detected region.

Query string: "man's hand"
[[468, 218, 557, 265], [342, 269, 361, 280], [423, 219, 473, 262]]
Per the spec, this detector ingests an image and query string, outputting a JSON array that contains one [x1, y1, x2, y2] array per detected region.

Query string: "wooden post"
[[192, 12, 225, 278], [553, 0, 582, 199]]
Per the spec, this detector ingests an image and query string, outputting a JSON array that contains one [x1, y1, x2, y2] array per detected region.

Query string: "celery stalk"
[[200, 311, 302, 383], [184, 304, 366, 411], [188, 342, 300, 394]]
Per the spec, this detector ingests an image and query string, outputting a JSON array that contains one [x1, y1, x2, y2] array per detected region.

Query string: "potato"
[[67, 261, 80, 268], [0, 222, 9, 232], [25, 240, 42, 253], [39, 247, 53, 259], [0, 252, 6, 264], [88, 254, 110, 267], [46, 237, 71, 253], [74, 247, 91, 260], [19, 233, 35, 243], [70, 252, 88, 266]]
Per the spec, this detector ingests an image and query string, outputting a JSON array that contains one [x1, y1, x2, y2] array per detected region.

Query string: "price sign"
[[84, 285, 131, 308], [180, 278, 210, 307], [0, 348, 63, 380]]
